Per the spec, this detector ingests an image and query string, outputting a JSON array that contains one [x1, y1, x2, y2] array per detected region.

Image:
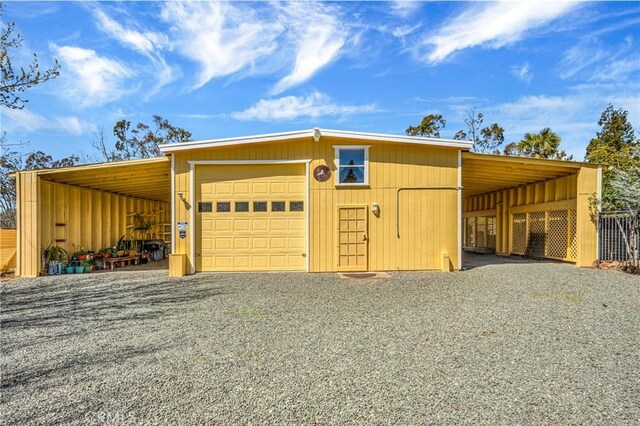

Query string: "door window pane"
[[216, 202, 230, 212], [272, 201, 286, 212], [253, 201, 267, 212], [290, 201, 304, 211], [198, 202, 212, 212], [235, 202, 249, 212]]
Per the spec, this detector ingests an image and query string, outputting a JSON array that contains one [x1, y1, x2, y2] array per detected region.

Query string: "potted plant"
[[82, 261, 92, 273], [73, 249, 88, 261], [132, 213, 154, 263], [65, 265, 75, 274], [44, 245, 68, 275], [74, 264, 85, 274]]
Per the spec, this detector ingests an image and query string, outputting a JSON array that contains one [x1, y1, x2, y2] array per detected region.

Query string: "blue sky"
[[2, 1, 639, 161]]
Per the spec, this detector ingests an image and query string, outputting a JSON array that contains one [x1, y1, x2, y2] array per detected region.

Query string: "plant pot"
[[90, 265, 96, 272], [84, 266, 91, 273], [78, 255, 88, 261], [74, 266, 84, 273], [103, 253, 111, 258], [65, 266, 75, 274]]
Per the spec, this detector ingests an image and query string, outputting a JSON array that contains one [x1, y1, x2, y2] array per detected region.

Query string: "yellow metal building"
[[13, 128, 601, 277]]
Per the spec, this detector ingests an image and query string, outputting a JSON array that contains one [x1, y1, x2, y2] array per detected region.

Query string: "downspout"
[[395, 185, 463, 239]]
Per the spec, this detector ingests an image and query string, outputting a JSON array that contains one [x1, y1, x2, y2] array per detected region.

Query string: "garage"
[[195, 164, 307, 272], [13, 128, 601, 277]]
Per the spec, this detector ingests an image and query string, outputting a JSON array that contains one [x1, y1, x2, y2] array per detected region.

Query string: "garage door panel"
[[252, 237, 268, 250], [271, 237, 286, 249], [270, 218, 287, 231], [252, 218, 268, 231], [233, 219, 250, 232], [196, 164, 306, 272], [270, 182, 287, 194], [214, 237, 231, 250], [215, 219, 232, 232], [290, 218, 305, 231]]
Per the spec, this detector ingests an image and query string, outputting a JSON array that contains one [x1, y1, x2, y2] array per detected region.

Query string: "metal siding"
[[173, 137, 460, 272]]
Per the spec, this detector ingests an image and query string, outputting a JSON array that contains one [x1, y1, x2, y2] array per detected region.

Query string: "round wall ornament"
[[313, 165, 331, 182]]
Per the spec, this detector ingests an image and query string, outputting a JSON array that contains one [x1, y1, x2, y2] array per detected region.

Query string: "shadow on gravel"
[[462, 251, 564, 270], [0, 278, 226, 333]]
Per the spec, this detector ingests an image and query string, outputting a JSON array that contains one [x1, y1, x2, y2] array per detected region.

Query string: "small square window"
[[235, 202, 249, 212], [198, 202, 212, 213], [216, 202, 230, 212], [290, 201, 304, 211], [335, 146, 369, 185], [272, 201, 286, 212], [253, 201, 267, 212]]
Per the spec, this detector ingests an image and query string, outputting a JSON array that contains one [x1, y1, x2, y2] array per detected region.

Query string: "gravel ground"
[[1, 254, 639, 425]]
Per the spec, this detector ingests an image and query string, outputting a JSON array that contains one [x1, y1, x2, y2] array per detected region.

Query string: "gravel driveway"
[[2, 255, 639, 425]]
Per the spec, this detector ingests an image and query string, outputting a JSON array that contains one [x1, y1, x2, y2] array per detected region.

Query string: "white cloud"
[[481, 85, 640, 160], [160, 2, 283, 90], [419, 1, 577, 63], [589, 58, 640, 82], [560, 36, 639, 82], [389, 1, 422, 19], [2, 108, 93, 135], [51, 44, 135, 107], [93, 8, 169, 55], [511, 62, 533, 83], [231, 92, 377, 122], [271, 2, 348, 95], [92, 8, 174, 96]]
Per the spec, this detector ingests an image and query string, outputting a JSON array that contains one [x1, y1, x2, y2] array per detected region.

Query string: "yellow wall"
[[463, 168, 599, 266], [0, 229, 16, 269], [16, 171, 169, 277], [172, 136, 461, 272]]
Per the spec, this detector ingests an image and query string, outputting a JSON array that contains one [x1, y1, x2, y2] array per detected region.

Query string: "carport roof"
[[462, 152, 594, 197], [26, 157, 171, 203]]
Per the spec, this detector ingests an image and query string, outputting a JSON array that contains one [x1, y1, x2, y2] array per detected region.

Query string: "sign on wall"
[[313, 165, 331, 182], [177, 221, 188, 239]]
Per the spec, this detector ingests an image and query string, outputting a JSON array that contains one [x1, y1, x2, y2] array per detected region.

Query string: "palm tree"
[[518, 128, 562, 159]]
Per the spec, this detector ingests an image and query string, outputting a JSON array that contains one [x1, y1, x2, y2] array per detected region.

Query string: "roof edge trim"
[[159, 128, 474, 153]]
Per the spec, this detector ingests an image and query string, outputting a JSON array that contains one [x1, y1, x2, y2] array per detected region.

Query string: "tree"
[[586, 104, 640, 224], [454, 107, 504, 154], [0, 3, 60, 109], [405, 114, 446, 138], [586, 104, 640, 188], [113, 115, 192, 160], [504, 128, 573, 160], [0, 137, 78, 228]]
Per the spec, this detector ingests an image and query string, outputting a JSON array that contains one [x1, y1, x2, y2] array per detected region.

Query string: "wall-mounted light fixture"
[[371, 202, 380, 217], [178, 192, 186, 202]]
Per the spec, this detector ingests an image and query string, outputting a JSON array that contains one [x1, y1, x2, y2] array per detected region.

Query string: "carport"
[[461, 152, 601, 267], [14, 157, 171, 276]]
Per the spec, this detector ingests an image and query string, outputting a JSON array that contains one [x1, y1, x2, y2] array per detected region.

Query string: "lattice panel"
[[487, 217, 497, 249], [464, 216, 497, 249], [477, 217, 487, 248], [464, 217, 476, 247], [527, 212, 546, 258], [546, 210, 568, 259], [568, 209, 577, 260], [512, 213, 527, 255]]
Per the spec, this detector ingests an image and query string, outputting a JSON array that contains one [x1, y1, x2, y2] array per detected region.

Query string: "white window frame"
[[334, 145, 370, 186]]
